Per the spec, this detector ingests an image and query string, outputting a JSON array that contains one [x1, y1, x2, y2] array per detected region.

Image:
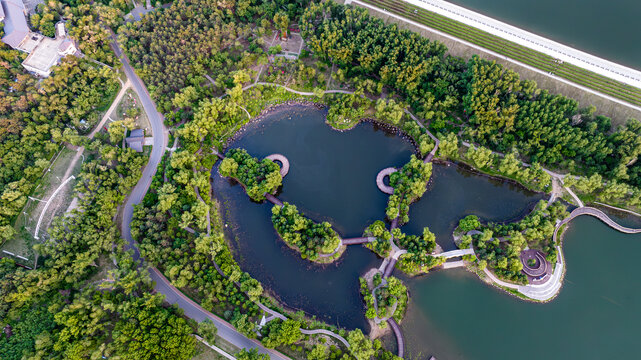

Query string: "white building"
[[0, 0, 79, 77]]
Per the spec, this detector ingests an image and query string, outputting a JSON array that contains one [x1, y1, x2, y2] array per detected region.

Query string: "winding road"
[[111, 36, 290, 359]]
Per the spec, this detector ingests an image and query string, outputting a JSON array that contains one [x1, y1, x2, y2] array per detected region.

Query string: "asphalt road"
[[111, 36, 289, 359], [407, 0, 641, 89]]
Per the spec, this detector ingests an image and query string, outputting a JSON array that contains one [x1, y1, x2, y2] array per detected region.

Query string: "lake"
[[213, 105, 641, 359], [213, 105, 537, 326], [445, 0, 641, 70]]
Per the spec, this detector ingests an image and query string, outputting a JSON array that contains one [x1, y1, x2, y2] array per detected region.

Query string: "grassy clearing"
[[114, 88, 152, 136], [191, 336, 241, 360], [3, 147, 83, 264], [360, 0, 641, 107], [192, 342, 226, 360]]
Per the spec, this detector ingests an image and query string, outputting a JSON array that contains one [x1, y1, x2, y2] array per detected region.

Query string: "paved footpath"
[[400, 0, 641, 89], [111, 35, 290, 359]]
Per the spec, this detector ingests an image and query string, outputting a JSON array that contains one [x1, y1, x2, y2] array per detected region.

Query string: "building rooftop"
[[18, 32, 42, 52], [1, 0, 30, 49], [129, 128, 144, 138], [125, 129, 145, 152], [22, 37, 65, 76]]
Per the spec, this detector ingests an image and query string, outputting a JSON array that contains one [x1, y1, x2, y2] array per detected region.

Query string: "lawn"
[[114, 88, 152, 136], [191, 336, 240, 360], [3, 146, 84, 266]]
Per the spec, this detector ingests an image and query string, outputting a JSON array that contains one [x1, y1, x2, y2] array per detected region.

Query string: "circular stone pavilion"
[[266, 154, 289, 177], [519, 249, 553, 285]]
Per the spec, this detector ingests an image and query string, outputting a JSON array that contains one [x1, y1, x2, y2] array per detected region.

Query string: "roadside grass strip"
[[360, 0, 641, 107]]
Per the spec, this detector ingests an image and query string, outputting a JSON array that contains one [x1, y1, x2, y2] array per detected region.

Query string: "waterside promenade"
[[399, 0, 641, 89]]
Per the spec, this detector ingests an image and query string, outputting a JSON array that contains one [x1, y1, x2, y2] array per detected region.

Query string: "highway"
[[111, 36, 290, 359]]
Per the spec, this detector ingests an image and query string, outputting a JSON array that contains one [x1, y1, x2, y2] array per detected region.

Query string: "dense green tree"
[[347, 329, 376, 360], [385, 155, 432, 224], [307, 344, 330, 360], [271, 203, 341, 261], [198, 319, 218, 344], [438, 133, 459, 159], [219, 148, 282, 201], [261, 319, 302, 348], [111, 295, 196, 360], [237, 348, 269, 360], [458, 215, 481, 233]]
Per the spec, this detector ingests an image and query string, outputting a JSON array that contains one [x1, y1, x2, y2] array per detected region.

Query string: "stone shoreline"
[[223, 100, 325, 150]]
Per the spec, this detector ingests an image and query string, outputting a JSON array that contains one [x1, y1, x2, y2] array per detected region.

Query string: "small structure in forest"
[[125, 129, 144, 152]]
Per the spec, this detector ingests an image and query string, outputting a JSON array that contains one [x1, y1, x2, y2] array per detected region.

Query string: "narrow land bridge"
[[388, 318, 405, 359], [483, 205, 641, 301], [554, 206, 641, 242], [435, 248, 474, 259], [342, 237, 376, 245]]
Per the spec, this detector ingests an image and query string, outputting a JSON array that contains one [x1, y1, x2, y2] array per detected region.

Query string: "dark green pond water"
[[214, 106, 641, 359], [213, 105, 542, 328], [446, 0, 641, 70]]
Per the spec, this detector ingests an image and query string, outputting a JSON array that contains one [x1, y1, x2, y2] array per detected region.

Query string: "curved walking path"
[[111, 35, 293, 359], [265, 154, 290, 177], [383, 257, 398, 278], [251, 82, 354, 96], [403, 109, 440, 163], [483, 206, 641, 301], [33, 75, 133, 242], [434, 248, 474, 259], [219, 81, 356, 99], [300, 329, 350, 348], [387, 318, 405, 358], [193, 183, 211, 236], [376, 167, 396, 194], [564, 186, 584, 207], [594, 202, 641, 219], [372, 291, 398, 324], [554, 206, 641, 238], [89, 79, 132, 139], [33, 175, 76, 239], [459, 138, 587, 208]]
